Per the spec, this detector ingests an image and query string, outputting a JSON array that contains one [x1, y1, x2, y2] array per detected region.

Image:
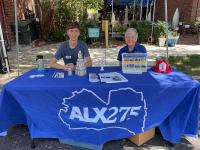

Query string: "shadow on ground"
[[0, 124, 198, 150]]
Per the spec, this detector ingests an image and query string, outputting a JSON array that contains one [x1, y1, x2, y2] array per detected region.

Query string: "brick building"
[[0, 0, 33, 45], [155, 0, 200, 23], [0, 0, 15, 46]]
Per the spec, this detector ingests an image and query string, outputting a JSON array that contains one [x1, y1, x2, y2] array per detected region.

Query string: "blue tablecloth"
[[0, 67, 199, 145]]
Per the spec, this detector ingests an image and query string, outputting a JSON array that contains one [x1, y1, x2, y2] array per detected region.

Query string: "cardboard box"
[[128, 128, 155, 146]]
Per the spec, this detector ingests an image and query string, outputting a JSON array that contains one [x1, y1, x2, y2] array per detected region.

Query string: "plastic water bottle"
[[36, 55, 44, 71], [67, 68, 72, 76]]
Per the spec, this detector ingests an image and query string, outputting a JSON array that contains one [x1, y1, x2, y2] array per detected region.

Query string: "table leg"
[[166, 140, 176, 147], [156, 128, 176, 147], [30, 138, 36, 149]]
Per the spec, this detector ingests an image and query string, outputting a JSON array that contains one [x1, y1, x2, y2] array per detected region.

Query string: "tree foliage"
[[36, 0, 103, 41], [55, 0, 103, 22]]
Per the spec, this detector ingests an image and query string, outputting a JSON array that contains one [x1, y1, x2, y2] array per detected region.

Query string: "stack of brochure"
[[98, 72, 128, 83]]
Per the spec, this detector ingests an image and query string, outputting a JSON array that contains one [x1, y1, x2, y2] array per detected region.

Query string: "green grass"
[[169, 54, 200, 76]]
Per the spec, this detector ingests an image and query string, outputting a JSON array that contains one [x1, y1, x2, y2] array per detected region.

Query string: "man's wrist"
[[63, 65, 68, 71]]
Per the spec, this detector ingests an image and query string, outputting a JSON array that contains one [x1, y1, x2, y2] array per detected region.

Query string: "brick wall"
[[0, 0, 14, 43], [0, 0, 33, 44], [191, 0, 200, 21], [182, 0, 193, 22], [155, 0, 196, 23]]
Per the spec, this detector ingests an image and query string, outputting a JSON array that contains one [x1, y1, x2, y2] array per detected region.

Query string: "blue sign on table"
[[88, 28, 100, 38]]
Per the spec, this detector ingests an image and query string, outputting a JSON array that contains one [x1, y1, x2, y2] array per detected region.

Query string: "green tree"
[[36, 0, 103, 41], [51, 0, 103, 41], [55, 0, 103, 21]]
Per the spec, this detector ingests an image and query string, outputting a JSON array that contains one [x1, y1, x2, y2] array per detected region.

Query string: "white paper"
[[0, 131, 7, 136], [98, 72, 128, 83], [29, 74, 45, 78]]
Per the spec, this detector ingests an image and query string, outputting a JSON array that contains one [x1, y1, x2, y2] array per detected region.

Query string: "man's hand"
[[65, 63, 75, 71], [50, 58, 75, 71]]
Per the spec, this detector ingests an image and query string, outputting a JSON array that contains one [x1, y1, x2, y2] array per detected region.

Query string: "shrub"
[[113, 24, 127, 33], [154, 21, 166, 40], [129, 21, 152, 43], [49, 30, 66, 42], [128, 20, 166, 43]]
